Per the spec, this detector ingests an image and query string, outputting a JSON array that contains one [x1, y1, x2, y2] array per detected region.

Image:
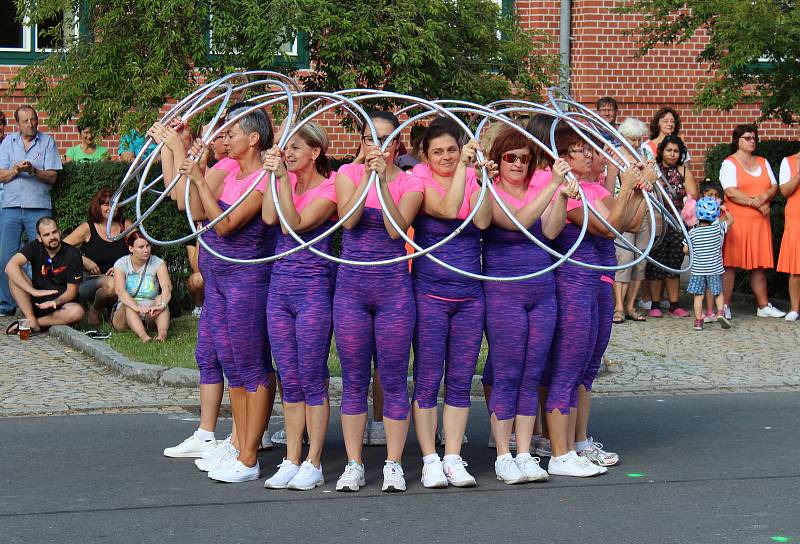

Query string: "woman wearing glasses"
[[482, 125, 576, 484], [408, 117, 493, 488], [545, 125, 646, 478], [333, 111, 424, 493], [720, 124, 784, 318]]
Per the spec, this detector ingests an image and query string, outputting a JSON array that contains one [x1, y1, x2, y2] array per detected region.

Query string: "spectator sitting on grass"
[[63, 187, 133, 325], [4, 216, 84, 334], [112, 231, 172, 342], [64, 124, 108, 163]]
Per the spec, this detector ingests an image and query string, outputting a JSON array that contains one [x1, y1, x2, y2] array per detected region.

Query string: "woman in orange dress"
[[719, 124, 785, 318], [777, 151, 800, 321]]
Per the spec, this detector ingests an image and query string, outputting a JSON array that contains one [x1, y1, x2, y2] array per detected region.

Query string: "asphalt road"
[[2, 393, 798, 544]]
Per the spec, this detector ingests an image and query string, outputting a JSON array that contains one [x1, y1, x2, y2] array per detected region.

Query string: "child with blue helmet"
[[683, 196, 734, 331]]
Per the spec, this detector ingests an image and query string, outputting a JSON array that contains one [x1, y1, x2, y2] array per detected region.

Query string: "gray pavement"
[[2, 394, 799, 543]]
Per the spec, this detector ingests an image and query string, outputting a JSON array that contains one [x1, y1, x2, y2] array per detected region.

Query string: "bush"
[[703, 140, 800, 300], [51, 158, 357, 307]]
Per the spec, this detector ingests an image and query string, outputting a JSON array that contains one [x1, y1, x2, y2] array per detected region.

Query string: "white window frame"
[[0, 15, 32, 52]]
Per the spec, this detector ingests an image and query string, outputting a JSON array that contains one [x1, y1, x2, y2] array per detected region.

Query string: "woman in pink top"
[[176, 103, 278, 483], [261, 122, 338, 490]]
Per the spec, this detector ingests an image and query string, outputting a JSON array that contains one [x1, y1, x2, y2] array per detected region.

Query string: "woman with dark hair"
[[111, 231, 172, 341], [644, 135, 698, 318], [409, 117, 493, 488], [719, 124, 784, 318], [641, 107, 689, 163], [333, 111, 424, 493], [260, 121, 338, 491], [176, 102, 278, 483], [546, 124, 646, 477], [64, 187, 133, 325], [482, 125, 576, 484], [64, 124, 109, 162]]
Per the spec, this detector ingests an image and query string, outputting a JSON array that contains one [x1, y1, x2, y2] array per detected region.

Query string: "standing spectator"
[[4, 216, 84, 334], [641, 107, 690, 165], [596, 97, 620, 147], [684, 197, 733, 331], [0, 110, 7, 144], [610, 118, 650, 322], [777, 150, 800, 321], [64, 124, 109, 162], [720, 124, 785, 318], [645, 135, 698, 318], [117, 128, 157, 162], [395, 124, 425, 171], [63, 187, 133, 325], [0, 105, 63, 316]]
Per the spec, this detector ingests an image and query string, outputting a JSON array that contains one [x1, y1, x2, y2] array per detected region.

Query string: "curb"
[[47, 325, 607, 392]]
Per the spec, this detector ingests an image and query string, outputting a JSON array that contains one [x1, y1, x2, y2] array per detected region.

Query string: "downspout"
[[559, 0, 572, 95]]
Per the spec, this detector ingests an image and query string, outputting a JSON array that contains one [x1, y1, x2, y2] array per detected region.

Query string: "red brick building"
[[1, 0, 796, 176]]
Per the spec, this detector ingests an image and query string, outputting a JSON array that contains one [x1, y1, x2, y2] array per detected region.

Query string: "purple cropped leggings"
[[267, 282, 332, 405], [546, 276, 599, 414], [412, 290, 484, 409], [195, 267, 272, 392], [484, 279, 557, 421], [334, 271, 414, 420], [583, 281, 614, 390]]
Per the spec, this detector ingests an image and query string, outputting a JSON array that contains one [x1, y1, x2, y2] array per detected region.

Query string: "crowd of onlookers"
[[1, 97, 798, 341]]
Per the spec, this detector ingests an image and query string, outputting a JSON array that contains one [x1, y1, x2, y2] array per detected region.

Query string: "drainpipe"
[[559, 0, 572, 95]]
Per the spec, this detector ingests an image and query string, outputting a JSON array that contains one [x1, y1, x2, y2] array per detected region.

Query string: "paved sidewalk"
[[2, 301, 799, 417]]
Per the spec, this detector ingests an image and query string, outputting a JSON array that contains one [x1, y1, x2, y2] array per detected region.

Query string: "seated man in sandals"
[[5, 216, 84, 333]]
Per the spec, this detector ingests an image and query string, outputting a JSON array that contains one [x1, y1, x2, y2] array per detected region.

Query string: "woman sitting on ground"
[[63, 187, 133, 325], [111, 231, 173, 342]]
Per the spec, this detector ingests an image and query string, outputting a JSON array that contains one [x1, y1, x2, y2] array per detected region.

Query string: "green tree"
[[619, 0, 800, 122], [11, 0, 557, 134]]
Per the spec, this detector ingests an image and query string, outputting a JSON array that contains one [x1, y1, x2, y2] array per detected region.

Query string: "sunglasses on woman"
[[501, 153, 531, 165]]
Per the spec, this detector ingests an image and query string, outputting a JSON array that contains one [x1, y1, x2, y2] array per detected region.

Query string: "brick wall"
[[2, 0, 797, 173]]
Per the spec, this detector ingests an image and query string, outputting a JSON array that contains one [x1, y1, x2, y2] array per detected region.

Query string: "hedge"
[[704, 140, 800, 300], [50, 158, 354, 308]]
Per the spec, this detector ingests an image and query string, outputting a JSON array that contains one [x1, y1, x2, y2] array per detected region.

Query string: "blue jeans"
[[0, 207, 52, 313]]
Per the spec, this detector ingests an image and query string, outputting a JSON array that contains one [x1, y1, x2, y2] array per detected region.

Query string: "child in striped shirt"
[[683, 196, 734, 331]]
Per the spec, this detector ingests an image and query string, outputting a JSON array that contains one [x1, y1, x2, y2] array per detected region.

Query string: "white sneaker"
[[495, 454, 526, 484], [364, 420, 387, 446], [723, 305, 732, 320], [421, 459, 448, 489], [533, 435, 552, 457], [163, 433, 217, 458], [488, 432, 517, 450], [578, 438, 619, 467], [287, 461, 325, 490], [264, 459, 301, 489], [336, 461, 366, 492], [547, 451, 604, 477], [757, 303, 786, 318], [515, 453, 549, 482], [195, 441, 238, 472], [382, 461, 406, 492], [443, 456, 477, 487], [785, 311, 798, 322], [191, 306, 202, 318], [208, 460, 260, 483], [259, 431, 273, 451]]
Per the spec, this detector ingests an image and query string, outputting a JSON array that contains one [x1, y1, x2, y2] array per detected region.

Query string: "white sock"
[[515, 452, 532, 460], [442, 454, 461, 464], [576, 439, 591, 451], [195, 428, 215, 442], [532, 434, 542, 440], [423, 453, 440, 464], [372, 420, 384, 429], [497, 452, 513, 462]]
